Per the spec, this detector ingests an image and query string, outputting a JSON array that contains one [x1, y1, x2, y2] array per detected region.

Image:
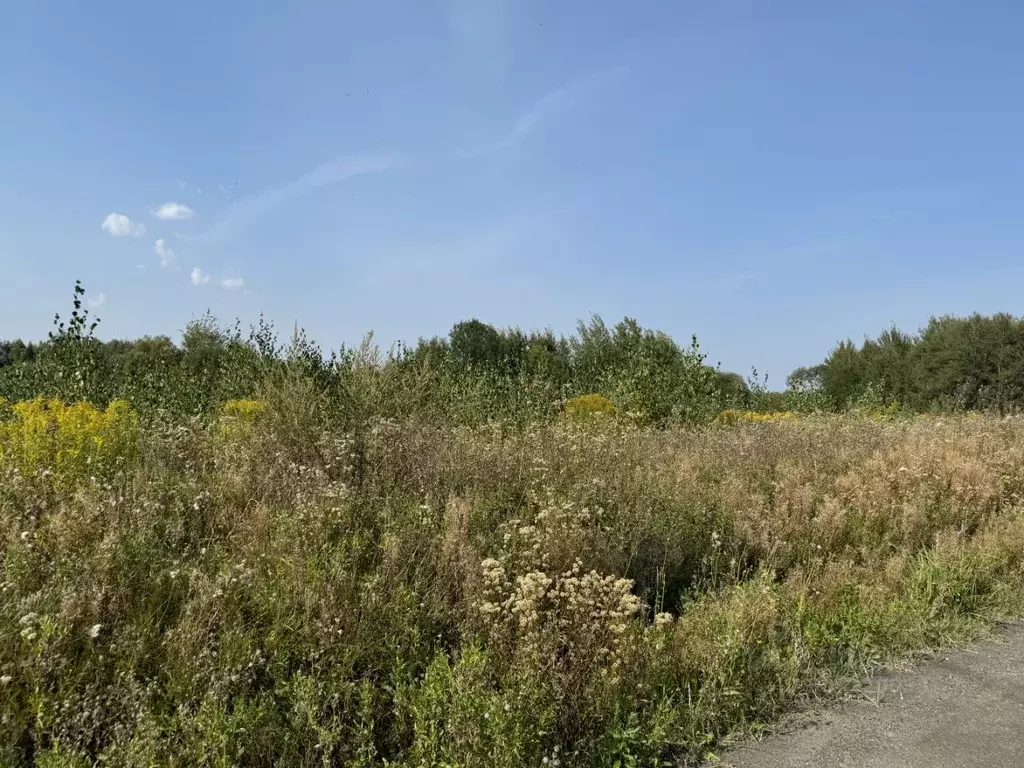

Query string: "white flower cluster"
[[475, 553, 642, 683]]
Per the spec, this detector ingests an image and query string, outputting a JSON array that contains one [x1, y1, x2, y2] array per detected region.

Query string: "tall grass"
[[2, 390, 1023, 766]]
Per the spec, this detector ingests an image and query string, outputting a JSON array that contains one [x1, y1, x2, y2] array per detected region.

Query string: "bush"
[[219, 398, 268, 420], [717, 409, 798, 425], [564, 394, 617, 422], [0, 397, 139, 489]]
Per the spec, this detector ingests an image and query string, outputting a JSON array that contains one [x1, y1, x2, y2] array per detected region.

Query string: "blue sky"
[[3, 1, 1024, 381]]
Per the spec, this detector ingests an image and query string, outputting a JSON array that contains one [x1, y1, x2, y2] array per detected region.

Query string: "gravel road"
[[712, 623, 1024, 768]]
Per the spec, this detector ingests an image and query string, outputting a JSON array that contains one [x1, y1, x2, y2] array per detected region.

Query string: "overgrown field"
[[2, 393, 1024, 766]]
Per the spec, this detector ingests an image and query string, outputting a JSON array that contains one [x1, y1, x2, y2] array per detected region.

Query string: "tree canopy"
[[801, 313, 1024, 412]]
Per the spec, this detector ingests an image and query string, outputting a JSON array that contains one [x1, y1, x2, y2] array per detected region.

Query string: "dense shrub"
[[0, 397, 139, 490], [717, 409, 798, 425], [564, 393, 617, 422]]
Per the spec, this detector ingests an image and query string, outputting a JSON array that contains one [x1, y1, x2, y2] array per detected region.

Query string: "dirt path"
[[712, 623, 1024, 768]]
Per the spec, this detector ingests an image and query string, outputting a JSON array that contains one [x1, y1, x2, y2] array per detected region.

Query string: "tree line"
[[790, 313, 1024, 412], [0, 282, 750, 426], [8, 283, 1024, 421]]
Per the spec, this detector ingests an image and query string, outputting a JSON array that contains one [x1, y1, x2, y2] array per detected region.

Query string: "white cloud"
[[87, 293, 106, 309], [133, 264, 146, 270], [220, 277, 244, 290], [101, 212, 146, 237], [190, 266, 210, 285], [152, 202, 194, 220], [154, 238, 176, 267]]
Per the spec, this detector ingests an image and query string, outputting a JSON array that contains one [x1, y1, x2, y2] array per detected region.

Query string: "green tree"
[[36, 280, 103, 401], [819, 339, 870, 409]]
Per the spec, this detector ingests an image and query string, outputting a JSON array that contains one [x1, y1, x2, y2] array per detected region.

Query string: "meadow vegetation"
[[1, 284, 1023, 766]]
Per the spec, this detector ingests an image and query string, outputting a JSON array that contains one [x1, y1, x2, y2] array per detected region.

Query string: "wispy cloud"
[[152, 202, 194, 220], [482, 66, 630, 153], [196, 154, 397, 242], [154, 238, 176, 267], [101, 212, 146, 237], [87, 293, 106, 309], [504, 84, 574, 146], [220, 277, 244, 290], [182, 68, 612, 250], [190, 266, 210, 285]]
